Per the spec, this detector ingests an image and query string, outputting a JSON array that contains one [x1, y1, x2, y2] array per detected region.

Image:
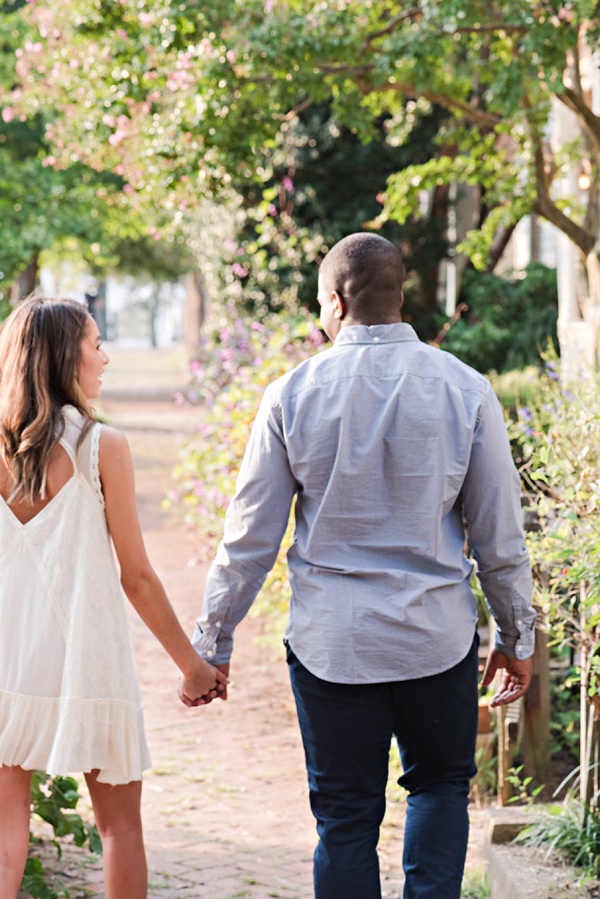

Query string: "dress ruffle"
[[0, 690, 151, 785]]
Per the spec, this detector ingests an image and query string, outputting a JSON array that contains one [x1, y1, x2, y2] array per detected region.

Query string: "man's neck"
[[340, 315, 403, 328]]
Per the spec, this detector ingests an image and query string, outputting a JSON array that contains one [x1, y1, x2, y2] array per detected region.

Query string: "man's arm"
[[460, 384, 536, 698], [192, 387, 298, 675]]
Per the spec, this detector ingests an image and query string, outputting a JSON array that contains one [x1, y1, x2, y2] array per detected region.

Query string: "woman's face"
[[78, 316, 109, 399]]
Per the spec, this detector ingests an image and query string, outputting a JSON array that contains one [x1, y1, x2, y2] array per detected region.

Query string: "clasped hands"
[[178, 663, 230, 707]]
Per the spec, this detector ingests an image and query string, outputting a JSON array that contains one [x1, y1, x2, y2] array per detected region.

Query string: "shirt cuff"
[[494, 616, 536, 660], [191, 621, 233, 666]]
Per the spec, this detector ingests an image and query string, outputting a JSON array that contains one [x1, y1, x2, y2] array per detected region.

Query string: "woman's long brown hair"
[[0, 297, 95, 504]]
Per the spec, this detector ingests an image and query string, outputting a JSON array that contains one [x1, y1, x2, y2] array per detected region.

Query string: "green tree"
[[226, 101, 450, 331], [8, 1, 599, 322], [0, 0, 167, 310], [439, 263, 559, 373]]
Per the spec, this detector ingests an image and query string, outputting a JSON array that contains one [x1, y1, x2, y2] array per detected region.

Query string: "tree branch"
[[355, 79, 501, 129], [360, 9, 423, 58], [282, 97, 312, 121], [572, 27, 583, 97], [485, 221, 518, 273], [317, 62, 375, 77], [449, 23, 528, 35], [556, 86, 600, 152], [534, 192, 595, 258], [362, 11, 528, 54], [523, 86, 596, 257]]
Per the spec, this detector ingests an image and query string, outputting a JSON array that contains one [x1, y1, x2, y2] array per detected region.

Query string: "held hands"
[[178, 659, 229, 707], [481, 649, 533, 708]]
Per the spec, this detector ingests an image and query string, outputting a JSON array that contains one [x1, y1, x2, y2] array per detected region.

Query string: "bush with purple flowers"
[[166, 305, 324, 614]]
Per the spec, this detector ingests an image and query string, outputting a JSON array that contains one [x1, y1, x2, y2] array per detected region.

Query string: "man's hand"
[[481, 649, 533, 708], [178, 663, 230, 707]]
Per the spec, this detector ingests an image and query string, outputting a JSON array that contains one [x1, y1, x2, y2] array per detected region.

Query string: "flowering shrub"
[[509, 351, 600, 806], [167, 305, 324, 614]]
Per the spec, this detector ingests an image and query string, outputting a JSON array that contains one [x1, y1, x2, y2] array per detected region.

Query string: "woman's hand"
[[178, 661, 229, 706], [177, 656, 229, 708]]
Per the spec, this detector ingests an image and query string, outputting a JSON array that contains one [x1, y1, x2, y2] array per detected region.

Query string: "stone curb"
[[484, 807, 596, 899]]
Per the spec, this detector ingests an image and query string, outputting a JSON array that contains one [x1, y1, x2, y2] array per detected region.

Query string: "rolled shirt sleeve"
[[192, 387, 297, 665], [460, 383, 536, 659]]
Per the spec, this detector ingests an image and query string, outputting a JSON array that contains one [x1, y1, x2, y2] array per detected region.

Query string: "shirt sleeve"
[[192, 386, 297, 665], [459, 383, 536, 659]]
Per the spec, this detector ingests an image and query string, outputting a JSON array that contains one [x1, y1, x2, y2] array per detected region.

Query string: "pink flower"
[[1, 107, 15, 123], [15, 59, 30, 78], [108, 129, 127, 145]]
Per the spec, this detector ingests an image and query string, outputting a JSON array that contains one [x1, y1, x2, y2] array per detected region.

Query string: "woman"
[[0, 297, 225, 898]]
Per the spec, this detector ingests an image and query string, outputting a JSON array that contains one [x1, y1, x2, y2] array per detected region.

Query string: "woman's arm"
[[99, 426, 226, 702]]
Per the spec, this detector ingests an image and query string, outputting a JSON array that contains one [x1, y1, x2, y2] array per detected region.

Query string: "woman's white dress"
[[0, 407, 151, 784]]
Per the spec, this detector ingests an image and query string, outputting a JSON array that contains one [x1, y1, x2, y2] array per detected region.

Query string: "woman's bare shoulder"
[[98, 424, 128, 448], [98, 425, 132, 472]]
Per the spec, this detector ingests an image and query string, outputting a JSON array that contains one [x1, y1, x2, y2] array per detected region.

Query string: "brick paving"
[[21, 345, 486, 898]]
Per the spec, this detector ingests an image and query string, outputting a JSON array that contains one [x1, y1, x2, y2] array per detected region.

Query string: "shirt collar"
[[333, 322, 419, 346], [62, 405, 85, 425]]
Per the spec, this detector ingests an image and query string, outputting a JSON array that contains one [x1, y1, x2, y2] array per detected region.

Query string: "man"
[[189, 233, 535, 898]]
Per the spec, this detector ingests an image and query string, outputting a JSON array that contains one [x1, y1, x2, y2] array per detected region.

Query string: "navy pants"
[[286, 634, 479, 899]]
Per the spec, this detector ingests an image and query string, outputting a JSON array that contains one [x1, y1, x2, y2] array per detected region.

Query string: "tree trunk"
[[148, 295, 159, 347], [484, 222, 518, 274], [580, 599, 600, 808], [417, 183, 450, 313], [10, 254, 39, 305], [557, 242, 600, 374], [581, 704, 600, 809], [183, 269, 209, 344], [583, 250, 600, 347]]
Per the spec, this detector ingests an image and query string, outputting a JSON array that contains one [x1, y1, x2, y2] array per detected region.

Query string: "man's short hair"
[[320, 233, 405, 300]]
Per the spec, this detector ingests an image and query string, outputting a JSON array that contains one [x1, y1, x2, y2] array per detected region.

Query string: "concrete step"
[[484, 807, 598, 898]]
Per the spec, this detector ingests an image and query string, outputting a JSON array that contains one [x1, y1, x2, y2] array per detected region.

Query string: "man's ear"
[[399, 290, 404, 311], [332, 290, 345, 320]]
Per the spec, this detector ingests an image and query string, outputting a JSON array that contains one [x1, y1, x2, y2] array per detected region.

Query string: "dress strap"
[[57, 408, 105, 511], [58, 435, 78, 469], [59, 414, 82, 474]]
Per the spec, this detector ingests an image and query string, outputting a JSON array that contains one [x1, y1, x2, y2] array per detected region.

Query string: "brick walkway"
[[22, 345, 486, 899]]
